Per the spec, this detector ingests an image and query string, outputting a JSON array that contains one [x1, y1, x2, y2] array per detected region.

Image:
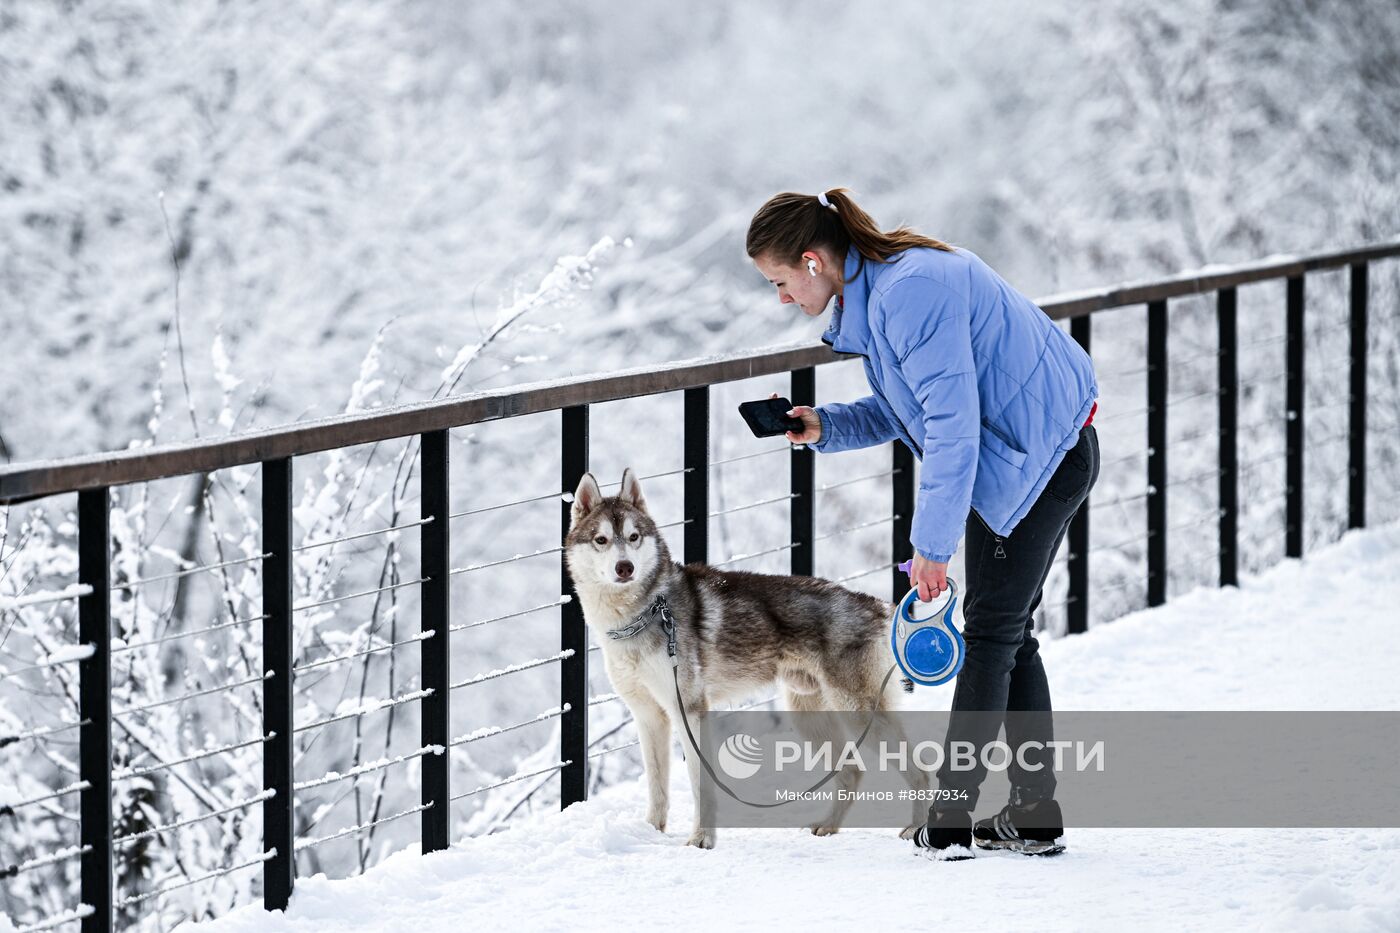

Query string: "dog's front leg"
[[670, 689, 717, 849], [625, 688, 673, 833]]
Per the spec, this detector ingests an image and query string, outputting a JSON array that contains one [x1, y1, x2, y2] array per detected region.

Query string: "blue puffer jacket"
[[811, 244, 1098, 563]]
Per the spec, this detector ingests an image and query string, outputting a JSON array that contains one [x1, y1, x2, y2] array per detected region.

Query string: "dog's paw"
[[686, 829, 716, 849], [810, 824, 840, 837], [646, 813, 667, 834], [898, 824, 921, 840]]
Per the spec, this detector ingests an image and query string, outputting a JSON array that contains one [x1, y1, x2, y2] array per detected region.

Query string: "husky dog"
[[565, 468, 926, 849]]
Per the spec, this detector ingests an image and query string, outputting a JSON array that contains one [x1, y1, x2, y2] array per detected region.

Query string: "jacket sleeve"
[[810, 393, 903, 453], [878, 276, 980, 563]]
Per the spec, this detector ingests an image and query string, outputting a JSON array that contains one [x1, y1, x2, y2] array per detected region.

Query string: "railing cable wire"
[[293, 577, 428, 614], [448, 596, 572, 634], [113, 790, 275, 848], [449, 760, 571, 801], [293, 518, 433, 552], [112, 672, 269, 717], [117, 851, 276, 907], [296, 801, 433, 852], [112, 553, 270, 591]]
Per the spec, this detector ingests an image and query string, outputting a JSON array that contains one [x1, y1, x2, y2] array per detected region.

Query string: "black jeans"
[[932, 423, 1100, 813]]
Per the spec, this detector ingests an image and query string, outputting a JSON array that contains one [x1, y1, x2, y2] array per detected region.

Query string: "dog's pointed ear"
[[571, 472, 603, 527], [620, 467, 647, 511]]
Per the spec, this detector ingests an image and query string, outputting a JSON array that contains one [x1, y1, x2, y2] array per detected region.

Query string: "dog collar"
[[606, 593, 678, 666]]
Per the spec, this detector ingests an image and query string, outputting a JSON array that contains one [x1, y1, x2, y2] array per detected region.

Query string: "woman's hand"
[[907, 553, 949, 602], [769, 392, 822, 445]]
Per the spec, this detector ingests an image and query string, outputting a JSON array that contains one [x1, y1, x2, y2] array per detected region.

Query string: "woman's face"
[[753, 249, 839, 317]]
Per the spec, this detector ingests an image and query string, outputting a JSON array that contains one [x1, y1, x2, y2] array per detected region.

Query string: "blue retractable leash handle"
[[892, 560, 965, 687]]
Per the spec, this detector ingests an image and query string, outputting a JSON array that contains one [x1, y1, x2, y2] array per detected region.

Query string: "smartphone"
[[738, 397, 804, 438]]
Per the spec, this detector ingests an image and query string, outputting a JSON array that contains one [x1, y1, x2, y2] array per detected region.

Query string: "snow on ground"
[[181, 523, 1400, 933]]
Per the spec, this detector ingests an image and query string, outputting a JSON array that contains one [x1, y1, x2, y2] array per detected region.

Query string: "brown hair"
[[745, 187, 953, 282]]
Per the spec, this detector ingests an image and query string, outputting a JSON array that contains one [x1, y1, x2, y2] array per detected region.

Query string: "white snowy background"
[[2, 1, 1398, 930]]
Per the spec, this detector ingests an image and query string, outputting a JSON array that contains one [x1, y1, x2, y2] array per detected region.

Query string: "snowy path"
[[182, 524, 1400, 933]]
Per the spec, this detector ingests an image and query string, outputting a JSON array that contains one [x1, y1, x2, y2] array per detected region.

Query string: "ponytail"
[[745, 187, 953, 282]]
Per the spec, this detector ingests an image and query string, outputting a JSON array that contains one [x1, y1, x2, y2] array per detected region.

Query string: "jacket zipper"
[[972, 508, 1007, 559]]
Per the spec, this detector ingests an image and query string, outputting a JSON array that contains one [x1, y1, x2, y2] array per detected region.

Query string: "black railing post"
[[560, 406, 589, 808], [1067, 314, 1091, 634], [1286, 276, 1305, 558], [419, 431, 450, 852], [1349, 262, 1368, 530], [1146, 300, 1168, 608], [683, 388, 709, 565], [261, 458, 294, 911], [78, 487, 112, 933], [891, 443, 915, 602], [791, 368, 815, 577], [1218, 287, 1239, 587]]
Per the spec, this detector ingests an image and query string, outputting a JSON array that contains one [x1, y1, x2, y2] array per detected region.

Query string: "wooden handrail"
[[3, 236, 1397, 505]]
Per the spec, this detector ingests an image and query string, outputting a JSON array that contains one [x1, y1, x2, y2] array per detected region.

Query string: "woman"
[[747, 188, 1100, 860]]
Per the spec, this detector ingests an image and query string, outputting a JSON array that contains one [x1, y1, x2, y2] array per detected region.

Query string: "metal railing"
[[0, 237, 1396, 931]]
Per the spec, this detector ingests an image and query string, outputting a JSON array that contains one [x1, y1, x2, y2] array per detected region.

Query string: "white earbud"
[[807, 259, 818, 276]]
